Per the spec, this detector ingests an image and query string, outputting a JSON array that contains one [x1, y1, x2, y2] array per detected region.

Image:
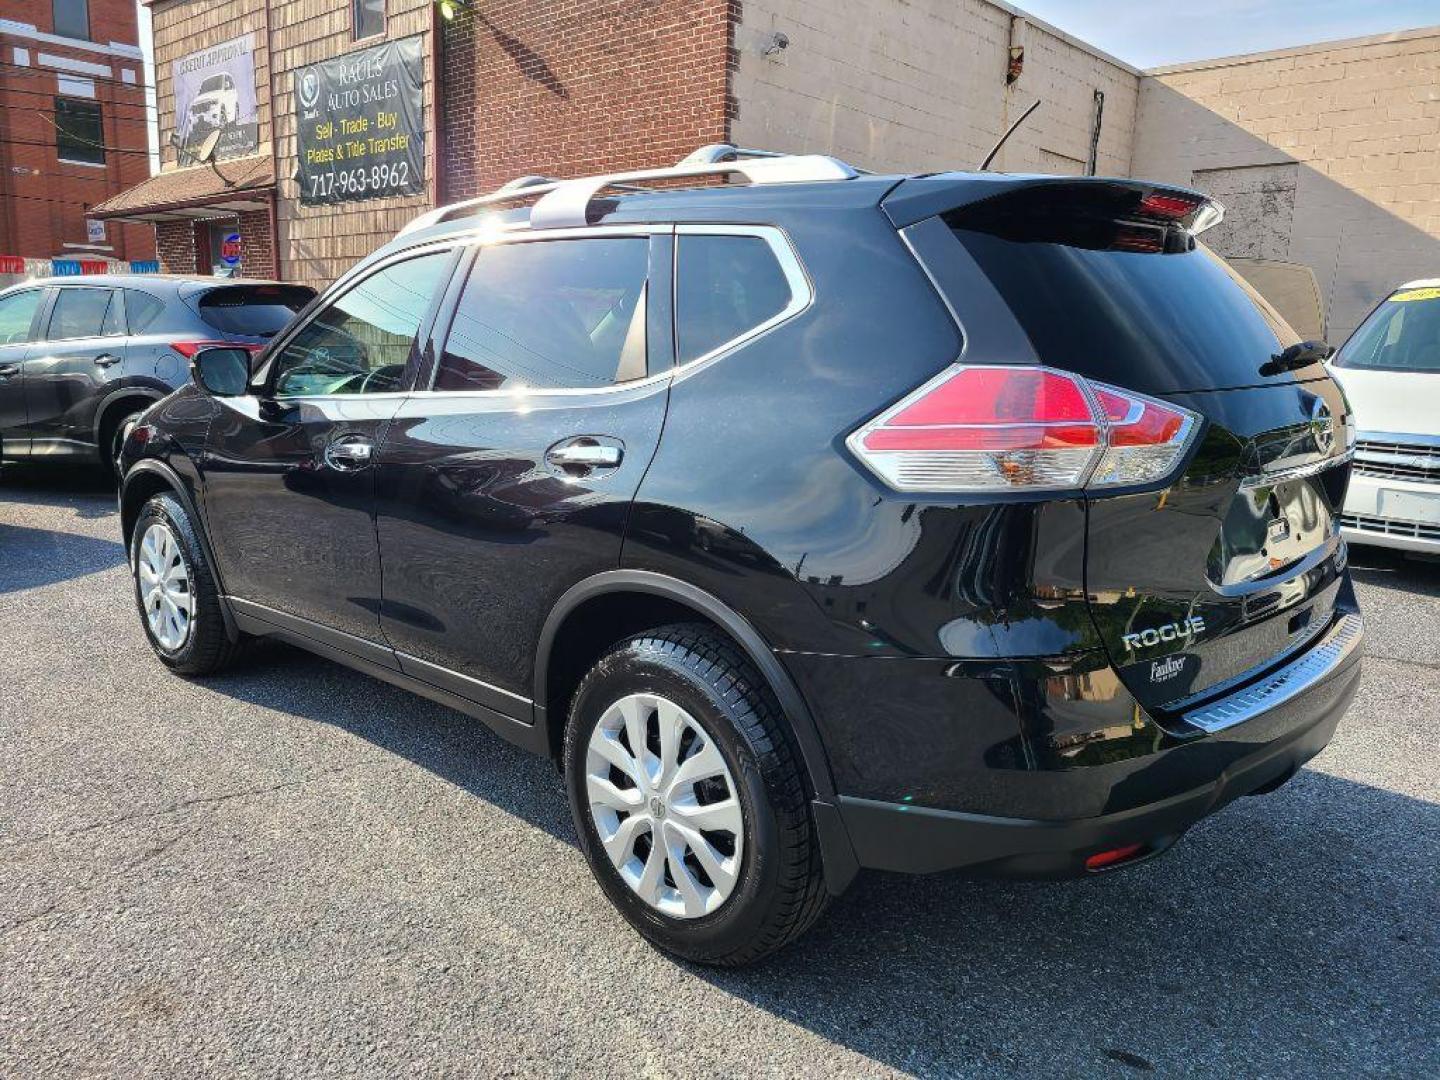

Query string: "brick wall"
[[237, 207, 275, 276], [0, 0, 155, 261], [1133, 26, 1440, 340], [155, 218, 200, 273], [440, 1, 736, 199], [729, 0, 1138, 176]]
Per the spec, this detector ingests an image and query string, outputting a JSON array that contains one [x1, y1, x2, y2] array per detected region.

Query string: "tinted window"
[[47, 288, 115, 339], [198, 285, 316, 337], [435, 238, 649, 391], [53, 0, 89, 40], [272, 253, 449, 397], [676, 234, 792, 363], [55, 97, 104, 165], [1335, 289, 1440, 373], [0, 290, 44, 344], [124, 292, 166, 333], [947, 218, 1305, 393]]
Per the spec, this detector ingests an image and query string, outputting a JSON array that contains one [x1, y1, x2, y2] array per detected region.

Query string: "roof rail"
[[398, 145, 859, 237]]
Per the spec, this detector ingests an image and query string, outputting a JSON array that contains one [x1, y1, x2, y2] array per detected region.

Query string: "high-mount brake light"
[[1137, 191, 1203, 219], [847, 365, 1199, 494]]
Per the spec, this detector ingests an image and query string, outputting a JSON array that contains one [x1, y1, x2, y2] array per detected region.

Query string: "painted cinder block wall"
[[1132, 26, 1440, 342], [729, 0, 1139, 177]]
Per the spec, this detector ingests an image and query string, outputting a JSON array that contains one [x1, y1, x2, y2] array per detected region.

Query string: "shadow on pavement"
[[1349, 543, 1440, 600], [0, 523, 126, 594], [0, 464, 116, 519], [199, 644, 1439, 1076]]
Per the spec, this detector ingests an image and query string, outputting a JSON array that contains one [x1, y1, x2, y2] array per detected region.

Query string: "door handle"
[[546, 441, 623, 469], [0, 364, 18, 380], [324, 435, 374, 471], [93, 353, 122, 368]]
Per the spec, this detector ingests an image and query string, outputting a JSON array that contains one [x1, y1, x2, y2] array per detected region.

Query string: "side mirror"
[[191, 347, 251, 397]]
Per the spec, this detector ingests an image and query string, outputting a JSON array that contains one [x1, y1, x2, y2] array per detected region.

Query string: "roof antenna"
[[979, 99, 1041, 171]]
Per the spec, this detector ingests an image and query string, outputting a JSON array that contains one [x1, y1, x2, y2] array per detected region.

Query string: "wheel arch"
[[120, 459, 240, 642], [93, 386, 166, 449], [534, 570, 837, 802]]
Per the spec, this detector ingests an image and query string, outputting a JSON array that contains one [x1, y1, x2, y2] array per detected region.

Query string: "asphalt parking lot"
[[1, 465, 1436, 1079]]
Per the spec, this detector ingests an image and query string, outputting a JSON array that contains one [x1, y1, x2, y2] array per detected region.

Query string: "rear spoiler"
[[881, 174, 1223, 236]]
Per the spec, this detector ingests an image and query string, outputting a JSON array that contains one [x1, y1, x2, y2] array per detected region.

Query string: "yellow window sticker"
[[1390, 287, 1440, 302]]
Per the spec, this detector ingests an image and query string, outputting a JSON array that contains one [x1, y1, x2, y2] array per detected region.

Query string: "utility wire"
[[0, 57, 157, 95]]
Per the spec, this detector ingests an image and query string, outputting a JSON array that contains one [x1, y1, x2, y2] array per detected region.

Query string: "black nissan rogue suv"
[[117, 148, 1364, 966]]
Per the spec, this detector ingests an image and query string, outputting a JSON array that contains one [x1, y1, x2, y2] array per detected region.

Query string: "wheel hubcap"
[[136, 523, 193, 652], [584, 693, 744, 919]]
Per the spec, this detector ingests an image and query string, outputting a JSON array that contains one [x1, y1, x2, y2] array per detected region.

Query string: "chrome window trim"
[[1181, 612, 1363, 734], [399, 223, 812, 400]]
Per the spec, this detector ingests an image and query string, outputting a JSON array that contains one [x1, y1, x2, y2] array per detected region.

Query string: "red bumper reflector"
[[1085, 843, 1147, 871]]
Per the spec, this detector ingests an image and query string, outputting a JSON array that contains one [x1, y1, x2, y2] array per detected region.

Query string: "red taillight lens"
[[1137, 191, 1203, 219], [847, 365, 1198, 494], [170, 340, 264, 359]]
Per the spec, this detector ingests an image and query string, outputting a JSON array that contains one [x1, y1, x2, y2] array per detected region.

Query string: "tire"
[[131, 492, 249, 675], [102, 408, 144, 482], [564, 623, 828, 966]]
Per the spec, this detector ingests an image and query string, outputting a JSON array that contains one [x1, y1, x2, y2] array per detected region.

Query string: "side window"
[[272, 252, 450, 397], [124, 292, 166, 334], [0, 290, 44, 345], [435, 238, 649, 392], [47, 288, 116, 340], [676, 234, 793, 363]]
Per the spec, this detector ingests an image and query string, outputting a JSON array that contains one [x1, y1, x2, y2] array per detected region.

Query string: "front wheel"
[[131, 493, 249, 675], [564, 624, 828, 966]]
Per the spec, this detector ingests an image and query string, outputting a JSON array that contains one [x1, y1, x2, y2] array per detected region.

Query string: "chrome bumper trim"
[[1182, 612, 1364, 734]]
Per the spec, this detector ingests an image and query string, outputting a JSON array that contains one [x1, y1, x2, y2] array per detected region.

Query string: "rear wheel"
[[131, 493, 249, 675], [564, 624, 828, 966]]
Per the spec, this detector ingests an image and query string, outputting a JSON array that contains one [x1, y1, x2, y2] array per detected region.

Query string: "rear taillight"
[[170, 340, 264, 359], [847, 364, 1199, 494]]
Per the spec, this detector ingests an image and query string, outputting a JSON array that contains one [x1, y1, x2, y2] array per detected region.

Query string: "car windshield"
[[1335, 287, 1440, 373], [200, 76, 226, 94]]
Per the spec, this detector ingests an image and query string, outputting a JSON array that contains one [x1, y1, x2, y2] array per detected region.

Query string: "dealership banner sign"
[[295, 36, 425, 206], [173, 34, 259, 161]]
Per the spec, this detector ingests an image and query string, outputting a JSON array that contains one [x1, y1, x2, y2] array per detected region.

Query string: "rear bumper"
[[801, 610, 1363, 879]]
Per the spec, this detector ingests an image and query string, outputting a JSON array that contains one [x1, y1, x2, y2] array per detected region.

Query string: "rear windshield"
[[1334, 287, 1440, 373], [197, 285, 315, 338], [946, 208, 1306, 393]]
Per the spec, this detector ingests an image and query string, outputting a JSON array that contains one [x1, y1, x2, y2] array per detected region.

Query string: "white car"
[[189, 73, 239, 130], [1330, 279, 1440, 554]]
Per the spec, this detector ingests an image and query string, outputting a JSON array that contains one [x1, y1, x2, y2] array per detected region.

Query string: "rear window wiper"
[[1260, 340, 1332, 377]]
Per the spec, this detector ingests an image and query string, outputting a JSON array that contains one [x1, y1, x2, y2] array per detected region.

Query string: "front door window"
[[270, 252, 452, 397]]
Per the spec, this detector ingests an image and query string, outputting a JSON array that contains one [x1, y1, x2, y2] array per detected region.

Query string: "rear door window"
[[675, 234, 793, 363], [434, 237, 650, 391], [197, 285, 316, 338], [47, 288, 117, 340]]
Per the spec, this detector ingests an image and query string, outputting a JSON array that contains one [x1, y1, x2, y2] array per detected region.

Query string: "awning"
[[90, 156, 275, 223]]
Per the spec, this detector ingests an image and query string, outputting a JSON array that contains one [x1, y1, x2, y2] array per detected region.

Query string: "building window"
[[55, 97, 105, 165], [53, 0, 90, 41], [353, 0, 384, 40]]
